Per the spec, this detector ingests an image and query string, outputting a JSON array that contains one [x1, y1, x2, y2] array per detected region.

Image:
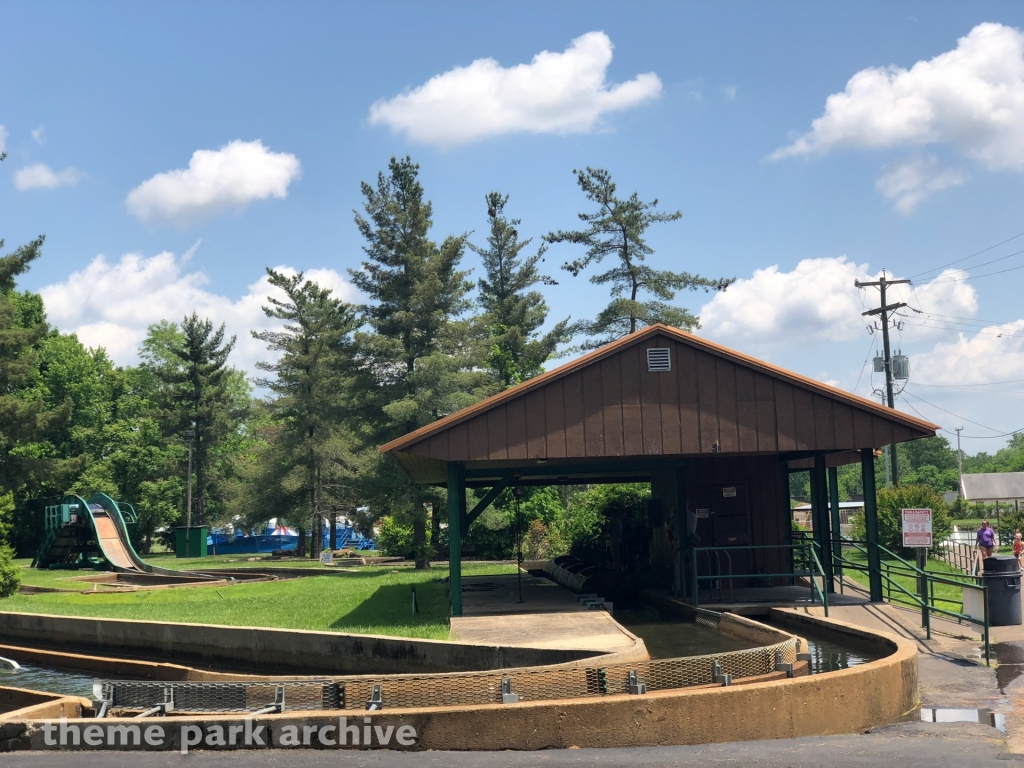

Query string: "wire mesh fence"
[[101, 680, 341, 715], [337, 637, 798, 710], [95, 610, 799, 716]]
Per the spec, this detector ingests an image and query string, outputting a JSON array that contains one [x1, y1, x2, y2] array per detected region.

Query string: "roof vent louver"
[[647, 348, 671, 372]]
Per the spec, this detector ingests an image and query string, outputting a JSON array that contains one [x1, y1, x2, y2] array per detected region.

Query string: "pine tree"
[[253, 270, 360, 559], [470, 192, 573, 388], [152, 314, 239, 526], [0, 237, 79, 516], [350, 156, 490, 568], [546, 168, 734, 348]]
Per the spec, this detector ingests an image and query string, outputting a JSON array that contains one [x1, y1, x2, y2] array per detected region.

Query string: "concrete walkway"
[[449, 574, 648, 661], [783, 601, 1005, 714], [2, 725, 1007, 767]]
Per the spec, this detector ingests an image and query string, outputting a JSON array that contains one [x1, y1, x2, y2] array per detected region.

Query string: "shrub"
[[522, 519, 552, 560], [375, 516, 415, 559], [852, 483, 952, 559], [552, 483, 650, 564], [0, 545, 21, 599]]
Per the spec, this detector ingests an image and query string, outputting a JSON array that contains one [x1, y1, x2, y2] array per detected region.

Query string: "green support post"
[[781, 462, 795, 585], [812, 454, 834, 592], [447, 462, 466, 617], [862, 447, 883, 602], [828, 466, 843, 580]]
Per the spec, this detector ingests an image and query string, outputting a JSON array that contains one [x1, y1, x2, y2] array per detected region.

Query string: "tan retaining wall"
[[0, 612, 917, 752], [0, 612, 603, 676], [0, 686, 89, 720]]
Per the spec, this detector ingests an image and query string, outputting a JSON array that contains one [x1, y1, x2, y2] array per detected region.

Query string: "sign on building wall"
[[902, 508, 933, 547]]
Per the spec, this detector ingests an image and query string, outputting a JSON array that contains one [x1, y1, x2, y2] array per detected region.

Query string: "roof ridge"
[[380, 323, 938, 454]]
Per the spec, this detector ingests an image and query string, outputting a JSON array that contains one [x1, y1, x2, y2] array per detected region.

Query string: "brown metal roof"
[[381, 324, 938, 484]]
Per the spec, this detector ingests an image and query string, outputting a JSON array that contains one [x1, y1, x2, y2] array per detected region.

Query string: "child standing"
[[1013, 529, 1023, 569]]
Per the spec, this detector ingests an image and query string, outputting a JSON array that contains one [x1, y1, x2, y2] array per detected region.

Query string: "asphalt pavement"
[[1, 722, 1016, 768]]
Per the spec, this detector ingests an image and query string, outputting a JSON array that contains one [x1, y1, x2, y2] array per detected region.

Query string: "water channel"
[[0, 664, 97, 698], [0, 610, 883, 698], [617, 607, 882, 674]]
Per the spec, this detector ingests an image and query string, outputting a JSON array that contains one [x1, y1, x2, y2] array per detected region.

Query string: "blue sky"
[[4, 1, 1024, 452]]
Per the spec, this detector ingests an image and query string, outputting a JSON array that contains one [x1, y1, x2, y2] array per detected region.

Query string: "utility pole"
[[855, 272, 910, 486], [955, 427, 964, 499]]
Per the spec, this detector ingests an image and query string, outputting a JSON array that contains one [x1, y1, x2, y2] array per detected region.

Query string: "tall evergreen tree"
[[470, 192, 573, 388], [546, 168, 734, 347], [152, 314, 239, 526], [253, 270, 360, 558], [0, 235, 79, 553], [350, 156, 490, 568]]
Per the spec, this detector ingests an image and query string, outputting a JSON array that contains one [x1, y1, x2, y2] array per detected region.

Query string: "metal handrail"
[[833, 534, 990, 665], [689, 542, 828, 616]]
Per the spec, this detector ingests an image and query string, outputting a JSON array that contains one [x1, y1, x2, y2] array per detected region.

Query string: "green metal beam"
[[447, 462, 466, 617], [828, 465, 843, 579], [811, 454, 834, 593], [463, 475, 513, 530], [861, 448, 883, 602]]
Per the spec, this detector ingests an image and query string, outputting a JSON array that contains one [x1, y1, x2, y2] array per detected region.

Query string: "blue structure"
[[207, 522, 374, 555]]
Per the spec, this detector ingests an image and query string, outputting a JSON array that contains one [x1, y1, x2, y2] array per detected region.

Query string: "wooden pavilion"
[[380, 324, 938, 615]]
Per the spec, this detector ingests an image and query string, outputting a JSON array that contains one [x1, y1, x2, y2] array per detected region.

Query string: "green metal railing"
[[833, 536, 990, 665], [686, 542, 829, 617]]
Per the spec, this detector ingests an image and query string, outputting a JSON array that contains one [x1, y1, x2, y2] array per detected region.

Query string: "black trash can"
[[983, 555, 1022, 626]]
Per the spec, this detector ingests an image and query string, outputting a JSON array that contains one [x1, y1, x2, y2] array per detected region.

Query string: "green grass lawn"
[[840, 548, 976, 613], [4, 560, 514, 639]]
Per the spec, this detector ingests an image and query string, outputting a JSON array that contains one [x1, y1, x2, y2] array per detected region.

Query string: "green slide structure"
[[34, 493, 209, 578]]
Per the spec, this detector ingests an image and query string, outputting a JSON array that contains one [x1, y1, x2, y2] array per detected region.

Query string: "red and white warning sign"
[[902, 508, 933, 547]]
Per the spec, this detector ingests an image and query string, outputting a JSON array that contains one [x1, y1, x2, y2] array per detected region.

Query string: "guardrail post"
[[984, 583, 991, 666], [917, 549, 929, 631], [861, 448, 883, 602]]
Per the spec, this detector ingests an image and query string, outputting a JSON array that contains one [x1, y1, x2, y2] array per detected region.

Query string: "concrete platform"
[[458, 573, 592, 615], [699, 584, 871, 612], [449, 574, 648, 661]]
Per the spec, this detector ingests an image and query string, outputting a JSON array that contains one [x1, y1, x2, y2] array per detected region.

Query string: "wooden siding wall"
[[682, 456, 789, 578], [405, 334, 924, 462]]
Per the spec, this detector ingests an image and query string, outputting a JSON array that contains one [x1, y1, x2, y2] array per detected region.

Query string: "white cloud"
[[722, 85, 738, 101], [698, 257, 983, 348], [31, 126, 45, 144], [911, 319, 1024, 385], [875, 156, 967, 213], [367, 31, 662, 146], [900, 269, 978, 338], [39, 249, 356, 374], [698, 256, 874, 345], [13, 163, 84, 190], [0, 125, 7, 154], [125, 140, 301, 227], [772, 23, 1024, 168]]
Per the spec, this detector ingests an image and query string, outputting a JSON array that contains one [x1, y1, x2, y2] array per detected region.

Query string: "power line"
[[901, 389, 1008, 434], [852, 334, 876, 396], [915, 311, 1021, 325], [901, 320, 1024, 339], [913, 378, 1024, 388], [909, 230, 1024, 280], [899, 392, 1024, 440], [925, 264, 1024, 288], [913, 386, 1024, 394], [911, 246, 1024, 281]]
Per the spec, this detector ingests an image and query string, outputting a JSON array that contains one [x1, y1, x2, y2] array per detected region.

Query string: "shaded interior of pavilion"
[[380, 324, 939, 616]]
